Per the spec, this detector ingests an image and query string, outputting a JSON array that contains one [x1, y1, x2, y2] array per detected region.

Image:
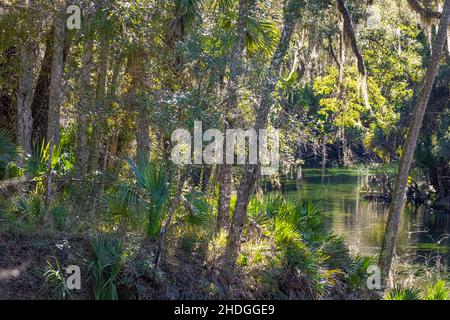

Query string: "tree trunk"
[[106, 61, 123, 171], [31, 31, 53, 147], [223, 1, 301, 269], [74, 5, 96, 179], [16, 40, 36, 155], [107, 134, 119, 170], [90, 40, 109, 172], [136, 112, 150, 167], [336, 0, 369, 109], [321, 135, 327, 181], [154, 171, 186, 270], [75, 37, 94, 179], [217, 164, 232, 230], [378, 0, 450, 286], [46, 3, 67, 146], [216, 0, 253, 232]]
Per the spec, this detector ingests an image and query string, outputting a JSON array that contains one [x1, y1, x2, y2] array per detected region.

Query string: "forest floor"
[[0, 226, 378, 300], [0, 230, 91, 299]]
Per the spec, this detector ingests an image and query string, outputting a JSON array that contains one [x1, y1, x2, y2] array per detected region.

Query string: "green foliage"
[[260, 197, 345, 297], [423, 280, 449, 300], [244, 17, 280, 56], [5, 140, 74, 181], [43, 257, 72, 300], [11, 191, 45, 224], [88, 235, 124, 300], [2, 0, 448, 302], [103, 159, 171, 237], [129, 159, 170, 237], [183, 190, 210, 226], [415, 65, 450, 205], [385, 280, 449, 300], [284, 201, 330, 245], [314, 66, 391, 129], [345, 255, 374, 289], [385, 285, 421, 300], [264, 194, 286, 218], [273, 215, 318, 271], [247, 196, 270, 227], [50, 202, 68, 231], [0, 129, 19, 178]]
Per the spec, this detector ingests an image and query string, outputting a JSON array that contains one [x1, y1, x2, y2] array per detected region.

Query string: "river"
[[271, 168, 450, 268]]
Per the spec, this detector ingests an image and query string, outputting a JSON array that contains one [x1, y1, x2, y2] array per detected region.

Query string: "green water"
[[271, 168, 450, 266]]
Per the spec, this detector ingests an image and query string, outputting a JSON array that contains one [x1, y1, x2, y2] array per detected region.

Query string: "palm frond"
[[0, 129, 19, 177], [385, 285, 421, 300]]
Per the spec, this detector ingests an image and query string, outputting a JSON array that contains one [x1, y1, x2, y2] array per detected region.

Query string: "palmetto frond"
[[385, 285, 421, 300], [0, 129, 19, 176], [245, 17, 280, 56], [126, 158, 171, 237]]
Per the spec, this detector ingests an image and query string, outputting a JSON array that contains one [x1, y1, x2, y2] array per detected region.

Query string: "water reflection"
[[273, 168, 450, 266]]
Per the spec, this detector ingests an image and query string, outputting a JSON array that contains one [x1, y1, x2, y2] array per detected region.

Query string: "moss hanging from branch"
[[336, 0, 370, 110], [406, 0, 449, 55], [407, 0, 442, 21]]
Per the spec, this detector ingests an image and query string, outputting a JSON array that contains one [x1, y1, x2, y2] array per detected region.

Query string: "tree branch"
[[407, 0, 442, 20], [336, 0, 370, 108]]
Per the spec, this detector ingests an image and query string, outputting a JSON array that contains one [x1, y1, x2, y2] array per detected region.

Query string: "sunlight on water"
[[269, 168, 450, 266]]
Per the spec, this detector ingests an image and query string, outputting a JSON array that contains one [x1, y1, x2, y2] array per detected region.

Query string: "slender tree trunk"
[[106, 61, 123, 170], [337, 0, 369, 109], [75, 5, 96, 179], [44, 142, 54, 225], [90, 40, 109, 172], [321, 135, 327, 181], [216, 0, 253, 232], [223, 1, 301, 268], [154, 171, 186, 270], [128, 45, 151, 168], [16, 40, 36, 155], [217, 164, 232, 230], [338, 21, 345, 87], [75, 37, 94, 179], [378, 0, 450, 286], [136, 112, 150, 167], [107, 134, 119, 170], [46, 3, 67, 146]]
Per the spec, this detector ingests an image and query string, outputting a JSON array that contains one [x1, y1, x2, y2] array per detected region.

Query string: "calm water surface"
[[273, 168, 450, 266]]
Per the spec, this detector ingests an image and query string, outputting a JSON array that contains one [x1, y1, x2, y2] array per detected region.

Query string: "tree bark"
[[75, 37, 94, 179], [74, 5, 97, 179], [136, 111, 150, 167], [222, 0, 301, 269], [407, 0, 442, 20], [16, 40, 36, 155], [46, 3, 67, 146], [216, 0, 253, 232], [321, 135, 327, 180], [336, 0, 370, 109], [154, 171, 186, 270], [217, 164, 232, 230], [106, 60, 123, 170], [378, 0, 450, 286], [31, 30, 53, 147], [90, 40, 109, 172]]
